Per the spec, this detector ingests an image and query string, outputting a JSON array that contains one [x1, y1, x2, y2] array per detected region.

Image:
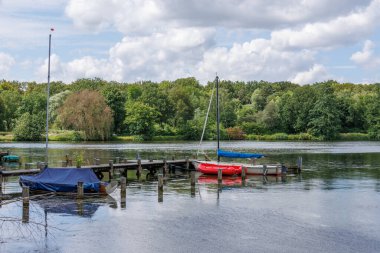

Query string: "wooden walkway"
[[0, 158, 301, 178], [0, 159, 192, 178]]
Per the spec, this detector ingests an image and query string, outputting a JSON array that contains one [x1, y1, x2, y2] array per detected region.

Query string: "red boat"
[[197, 162, 242, 176]]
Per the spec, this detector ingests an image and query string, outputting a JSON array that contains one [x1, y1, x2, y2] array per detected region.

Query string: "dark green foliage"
[[308, 85, 341, 140], [1, 77, 379, 141], [101, 85, 126, 133], [124, 101, 159, 140], [13, 112, 45, 141]]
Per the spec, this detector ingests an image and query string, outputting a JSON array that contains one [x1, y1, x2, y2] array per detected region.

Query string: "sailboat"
[[19, 29, 117, 195], [193, 76, 285, 176]]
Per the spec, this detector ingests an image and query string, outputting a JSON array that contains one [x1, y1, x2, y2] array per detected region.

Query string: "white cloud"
[[65, 0, 372, 32], [0, 52, 15, 76], [197, 39, 316, 82], [351, 40, 380, 68], [271, 0, 380, 50], [290, 64, 330, 85]]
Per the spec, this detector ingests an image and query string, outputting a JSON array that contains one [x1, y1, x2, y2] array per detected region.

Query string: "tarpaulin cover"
[[217, 149, 264, 159], [19, 168, 101, 193]]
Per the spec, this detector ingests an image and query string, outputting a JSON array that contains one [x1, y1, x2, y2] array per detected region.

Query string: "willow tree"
[[58, 89, 113, 140]]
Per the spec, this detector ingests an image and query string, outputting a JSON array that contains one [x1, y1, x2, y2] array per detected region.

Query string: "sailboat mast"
[[216, 75, 220, 162], [45, 32, 52, 166]]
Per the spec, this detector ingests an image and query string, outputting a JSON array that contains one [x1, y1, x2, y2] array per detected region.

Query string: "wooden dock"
[[0, 157, 301, 178]]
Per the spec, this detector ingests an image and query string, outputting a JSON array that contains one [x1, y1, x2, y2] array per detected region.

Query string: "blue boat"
[[19, 168, 117, 194]]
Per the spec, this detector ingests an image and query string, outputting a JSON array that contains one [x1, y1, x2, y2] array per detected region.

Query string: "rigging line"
[[197, 81, 216, 158]]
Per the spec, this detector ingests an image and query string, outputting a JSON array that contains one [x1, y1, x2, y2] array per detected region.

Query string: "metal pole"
[[216, 75, 220, 162], [45, 33, 52, 166]]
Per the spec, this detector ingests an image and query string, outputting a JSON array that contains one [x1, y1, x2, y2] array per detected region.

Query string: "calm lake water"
[[1, 141, 380, 253]]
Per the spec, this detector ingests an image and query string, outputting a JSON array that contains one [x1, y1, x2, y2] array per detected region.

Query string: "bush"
[[226, 127, 246, 140], [13, 112, 45, 141], [338, 133, 370, 141]]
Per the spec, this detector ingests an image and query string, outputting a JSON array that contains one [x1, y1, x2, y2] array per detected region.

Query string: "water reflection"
[[33, 195, 116, 218]]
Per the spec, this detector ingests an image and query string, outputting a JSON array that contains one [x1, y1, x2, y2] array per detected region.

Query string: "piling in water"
[[190, 171, 196, 197], [77, 181, 84, 198], [158, 174, 163, 202], [120, 176, 126, 204], [218, 169, 222, 189], [22, 186, 30, 223]]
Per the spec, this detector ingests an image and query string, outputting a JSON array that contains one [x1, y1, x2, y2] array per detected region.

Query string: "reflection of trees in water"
[[0, 194, 117, 247], [0, 201, 60, 247]]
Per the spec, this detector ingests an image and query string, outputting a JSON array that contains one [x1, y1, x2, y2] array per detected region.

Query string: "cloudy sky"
[[0, 0, 380, 85]]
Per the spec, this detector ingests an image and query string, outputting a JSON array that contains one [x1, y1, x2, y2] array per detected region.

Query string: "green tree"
[[58, 90, 113, 140], [0, 90, 22, 131], [124, 101, 159, 140], [308, 85, 341, 140], [49, 90, 72, 126], [101, 85, 126, 133], [13, 112, 45, 141]]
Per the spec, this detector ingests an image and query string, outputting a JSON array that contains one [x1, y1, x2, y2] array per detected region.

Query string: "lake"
[[1, 141, 380, 253]]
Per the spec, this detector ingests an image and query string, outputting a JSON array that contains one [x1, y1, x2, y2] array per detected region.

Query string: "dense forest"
[[0, 78, 379, 141]]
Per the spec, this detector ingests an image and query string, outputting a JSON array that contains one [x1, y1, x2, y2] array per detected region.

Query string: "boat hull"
[[194, 161, 284, 176]]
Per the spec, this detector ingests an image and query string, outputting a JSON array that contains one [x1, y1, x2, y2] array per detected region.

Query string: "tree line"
[[0, 78, 379, 141]]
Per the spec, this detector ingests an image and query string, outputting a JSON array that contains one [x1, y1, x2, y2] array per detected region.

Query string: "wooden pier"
[[0, 157, 301, 178]]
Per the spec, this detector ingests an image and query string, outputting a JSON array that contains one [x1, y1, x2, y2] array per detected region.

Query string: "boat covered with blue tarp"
[[217, 149, 264, 159], [19, 168, 103, 193]]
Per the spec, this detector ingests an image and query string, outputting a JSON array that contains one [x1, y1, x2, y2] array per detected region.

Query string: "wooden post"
[[241, 166, 246, 181], [22, 186, 29, 204], [163, 159, 168, 177], [218, 169, 222, 189], [185, 157, 189, 170], [190, 171, 195, 197], [22, 185, 30, 222], [263, 164, 268, 176], [22, 187, 29, 223], [109, 160, 114, 182], [136, 159, 142, 180], [77, 181, 84, 198], [0, 173, 2, 194], [297, 157, 303, 173], [158, 174, 163, 202], [120, 177, 126, 207]]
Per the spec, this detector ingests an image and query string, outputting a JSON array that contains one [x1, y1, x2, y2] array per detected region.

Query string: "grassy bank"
[[0, 130, 373, 142]]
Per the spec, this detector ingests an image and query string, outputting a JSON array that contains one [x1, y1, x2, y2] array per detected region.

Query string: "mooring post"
[[109, 160, 114, 182], [190, 171, 196, 197], [22, 186, 29, 204], [77, 181, 84, 198], [297, 157, 303, 173], [120, 177, 126, 206], [163, 159, 168, 177], [136, 158, 142, 180], [185, 156, 189, 170], [22, 186, 30, 223], [218, 169, 222, 189], [158, 174, 163, 202], [0, 173, 3, 193], [241, 166, 246, 182]]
